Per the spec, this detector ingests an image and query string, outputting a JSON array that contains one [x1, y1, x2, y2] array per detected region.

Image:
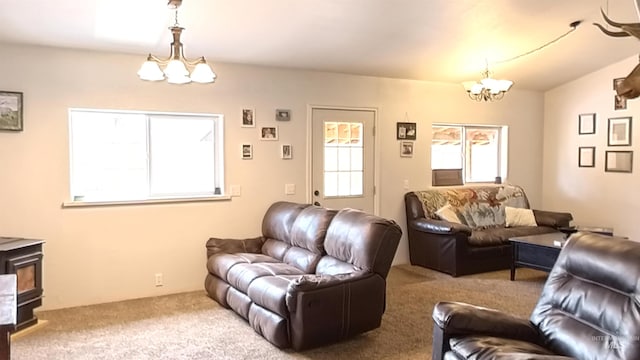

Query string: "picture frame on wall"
[[241, 144, 253, 159], [605, 150, 633, 173], [607, 116, 632, 146], [400, 141, 414, 157], [275, 109, 291, 121], [578, 146, 595, 168], [578, 113, 595, 135], [0, 91, 23, 131], [242, 108, 255, 128], [281, 144, 292, 159], [259, 126, 278, 140], [396, 122, 417, 140]]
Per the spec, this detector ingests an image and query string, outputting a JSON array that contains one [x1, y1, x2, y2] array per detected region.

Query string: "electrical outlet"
[[155, 273, 163, 287]]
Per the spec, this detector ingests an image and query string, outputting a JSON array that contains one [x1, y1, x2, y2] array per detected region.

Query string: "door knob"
[[314, 190, 320, 196], [313, 201, 321, 206]]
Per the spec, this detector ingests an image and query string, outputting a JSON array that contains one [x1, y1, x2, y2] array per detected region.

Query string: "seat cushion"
[[468, 226, 558, 247], [226, 262, 305, 293], [207, 252, 280, 280], [449, 335, 564, 359]]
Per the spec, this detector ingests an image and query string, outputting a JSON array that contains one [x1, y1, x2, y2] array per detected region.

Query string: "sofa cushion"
[[226, 262, 305, 294], [207, 252, 280, 280], [469, 226, 558, 247], [290, 206, 337, 254], [262, 238, 323, 274], [247, 275, 302, 318], [505, 207, 537, 227], [261, 202, 311, 245], [449, 335, 561, 360]]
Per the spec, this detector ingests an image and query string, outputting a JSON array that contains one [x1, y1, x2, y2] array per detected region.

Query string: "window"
[[69, 109, 224, 203], [323, 121, 363, 197], [431, 124, 506, 185]]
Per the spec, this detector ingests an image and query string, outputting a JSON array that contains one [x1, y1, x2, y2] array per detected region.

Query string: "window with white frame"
[[431, 124, 506, 185], [69, 109, 224, 203]]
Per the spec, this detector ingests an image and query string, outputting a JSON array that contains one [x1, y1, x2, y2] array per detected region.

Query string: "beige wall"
[[0, 43, 544, 310], [543, 55, 640, 239]]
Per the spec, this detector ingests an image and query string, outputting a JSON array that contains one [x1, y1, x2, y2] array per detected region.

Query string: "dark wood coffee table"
[[509, 232, 566, 281]]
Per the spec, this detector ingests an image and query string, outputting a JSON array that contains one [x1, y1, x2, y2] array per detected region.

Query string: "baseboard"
[[11, 319, 48, 339]]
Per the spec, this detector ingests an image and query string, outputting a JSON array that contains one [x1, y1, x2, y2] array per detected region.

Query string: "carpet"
[[12, 265, 547, 359]]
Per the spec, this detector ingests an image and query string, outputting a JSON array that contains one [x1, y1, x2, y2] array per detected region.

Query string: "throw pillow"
[[505, 206, 537, 227], [435, 204, 462, 224]]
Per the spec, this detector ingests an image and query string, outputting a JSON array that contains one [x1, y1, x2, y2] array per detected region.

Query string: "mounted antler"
[[594, 4, 640, 99]]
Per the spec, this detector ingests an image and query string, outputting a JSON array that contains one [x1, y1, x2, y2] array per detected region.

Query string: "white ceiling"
[[1, 0, 640, 91]]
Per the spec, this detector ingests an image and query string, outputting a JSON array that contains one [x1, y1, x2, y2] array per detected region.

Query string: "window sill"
[[61, 195, 232, 208]]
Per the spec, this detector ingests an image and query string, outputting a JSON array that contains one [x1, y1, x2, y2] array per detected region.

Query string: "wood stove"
[[0, 237, 44, 331]]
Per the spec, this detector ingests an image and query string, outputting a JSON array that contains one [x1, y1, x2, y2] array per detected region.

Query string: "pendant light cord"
[[492, 20, 582, 65]]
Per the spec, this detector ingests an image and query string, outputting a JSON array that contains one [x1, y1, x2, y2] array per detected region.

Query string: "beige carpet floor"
[[12, 265, 547, 360]]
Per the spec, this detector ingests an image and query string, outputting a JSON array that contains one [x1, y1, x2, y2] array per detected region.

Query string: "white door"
[[311, 108, 375, 213]]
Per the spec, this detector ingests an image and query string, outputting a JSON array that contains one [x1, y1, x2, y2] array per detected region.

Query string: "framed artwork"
[[615, 95, 627, 110], [605, 150, 633, 173], [241, 108, 255, 128], [259, 126, 278, 140], [396, 122, 417, 140], [281, 144, 292, 159], [607, 116, 632, 146], [275, 109, 291, 121], [0, 91, 23, 131], [400, 141, 414, 157], [578, 113, 595, 135], [578, 146, 595, 167], [241, 144, 253, 159]]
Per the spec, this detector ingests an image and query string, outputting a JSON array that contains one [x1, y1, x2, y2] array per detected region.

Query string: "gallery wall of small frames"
[[577, 77, 633, 173], [240, 108, 293, 160]]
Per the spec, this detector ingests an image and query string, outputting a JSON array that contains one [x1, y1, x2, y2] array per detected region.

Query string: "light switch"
[[230, 185, 241, 197], [403, 180, 409, 190], [285, 184, 296, 195]]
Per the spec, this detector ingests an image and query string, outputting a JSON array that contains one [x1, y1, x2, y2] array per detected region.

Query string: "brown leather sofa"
[[405, 185, 572, 276], [431, 232, 640, 360], [204, 201, 402, 350]]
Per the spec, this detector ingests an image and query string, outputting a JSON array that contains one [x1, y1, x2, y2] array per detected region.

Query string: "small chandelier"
[[462, 65, 513, 102], [137, 0, 216, 84]]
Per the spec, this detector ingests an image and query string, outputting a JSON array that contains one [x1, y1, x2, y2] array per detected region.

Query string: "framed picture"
[[614, 77, 625, 90], [607, 116, 632, 146], [241, 108, 255, 128], [0, 91, 23, 131], [578, 146, 595, 167], [259, 126, 278, 140], [396, 122, 417, 140], [615, 95, 627, 110], [281, 144, 292, 159], [275, 109, 291, 121], [241, 144, 253, 159], [578, 113, 595, 135], [400, 141, 414, 157], [605, 150, 633, 173]]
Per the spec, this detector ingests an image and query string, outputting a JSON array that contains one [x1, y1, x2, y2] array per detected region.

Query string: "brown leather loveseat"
[[431, 232, 640, 359], [204, 201, 402, 350]]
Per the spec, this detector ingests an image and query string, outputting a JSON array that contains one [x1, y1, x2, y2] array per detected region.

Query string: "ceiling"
[[2, 0, 640, 91]]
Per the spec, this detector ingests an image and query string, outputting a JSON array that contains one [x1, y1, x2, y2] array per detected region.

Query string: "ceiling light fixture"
[[462, 63, 513, 102], [137, 0, 216, 84], [462, 20, 582, 102]]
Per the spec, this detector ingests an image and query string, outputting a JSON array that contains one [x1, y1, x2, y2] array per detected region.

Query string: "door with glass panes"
[[311, 108, 375, 213]]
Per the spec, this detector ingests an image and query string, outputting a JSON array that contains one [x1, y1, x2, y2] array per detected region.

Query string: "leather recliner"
[[431, 231, 640, 360]]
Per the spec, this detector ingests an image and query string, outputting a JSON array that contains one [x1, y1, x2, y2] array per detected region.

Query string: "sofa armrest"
[[532, 209, 573, 228], [205, 236, 264, 258], [409, 218, 472, 236], [432, 301, 539, 342], [285, 271, 369, 312], [285, 271, 387, 350]]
